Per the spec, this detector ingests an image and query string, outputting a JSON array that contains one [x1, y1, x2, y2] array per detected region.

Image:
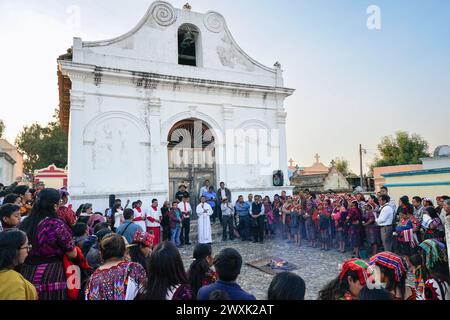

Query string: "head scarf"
[[369, 252, 407, 283], [133, 230, 155, 247], [339, 258, 370, 285], [419, 239, 447, 270]]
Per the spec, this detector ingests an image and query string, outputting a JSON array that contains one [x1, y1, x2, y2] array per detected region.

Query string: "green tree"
[[331, 157, 352, 176], [0, 119, 5, 139], [372, 131, 430, 168], [15, 110, 68, 173]]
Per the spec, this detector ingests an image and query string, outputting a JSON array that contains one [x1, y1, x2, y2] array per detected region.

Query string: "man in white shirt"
[[199, 180, 211, 201], [196, 196, 213, 244], [380, 186, 397, 217], [375, 194, 394, 252], [221, 197, 235, 241], [178, 196, 192, 246]]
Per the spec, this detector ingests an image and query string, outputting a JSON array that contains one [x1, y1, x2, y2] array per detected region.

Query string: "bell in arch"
[[181, 30, 195, 50]]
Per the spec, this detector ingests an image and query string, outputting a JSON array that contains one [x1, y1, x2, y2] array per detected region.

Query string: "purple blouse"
[[31, 218, 75, 257]]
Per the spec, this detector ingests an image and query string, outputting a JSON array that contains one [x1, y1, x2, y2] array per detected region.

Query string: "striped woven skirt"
[[20, 256, 67, 300]]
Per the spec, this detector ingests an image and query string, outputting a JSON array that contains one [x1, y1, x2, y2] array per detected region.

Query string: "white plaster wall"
[[75, 2, 279, 87], [62, 1, 292, 205], [422, 158, 450, 170]]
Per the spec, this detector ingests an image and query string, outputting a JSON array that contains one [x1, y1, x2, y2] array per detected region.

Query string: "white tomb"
[[58, 1, 295, 209]]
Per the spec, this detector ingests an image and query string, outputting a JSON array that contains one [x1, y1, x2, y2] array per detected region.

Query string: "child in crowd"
[[0, 204, 21, 231]]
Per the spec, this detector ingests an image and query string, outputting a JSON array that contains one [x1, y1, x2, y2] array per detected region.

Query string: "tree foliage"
[[0, 119, 5, 139], [372, 131, 430, 168], [331, 157, 352, 176], [15, 110, 67, 173]]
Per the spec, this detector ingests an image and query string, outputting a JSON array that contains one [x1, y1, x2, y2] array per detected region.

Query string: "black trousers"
[[162, 225, 171, 241], [222, 215, 235, 240], [252, 216, 265, 242], [180, 218, 190, 244]]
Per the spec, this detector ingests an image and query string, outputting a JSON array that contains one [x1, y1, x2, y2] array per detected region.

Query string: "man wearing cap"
[[175, 184, 190, 202]]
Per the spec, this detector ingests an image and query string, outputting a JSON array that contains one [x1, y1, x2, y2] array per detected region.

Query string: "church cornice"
[[59, 61, 295, 97]]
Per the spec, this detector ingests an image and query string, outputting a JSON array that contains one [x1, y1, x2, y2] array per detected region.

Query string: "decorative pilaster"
[[68, 91, 85, 194], [148, 98, 165, 190], [276, 110, 289, 186], [220, 104, 234, 184]]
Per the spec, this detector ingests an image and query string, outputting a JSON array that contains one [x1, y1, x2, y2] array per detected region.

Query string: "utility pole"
[[359, 144, 366, 191]]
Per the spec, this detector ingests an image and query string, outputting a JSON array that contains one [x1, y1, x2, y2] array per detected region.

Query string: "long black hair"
[[378, 264, 406, 299], [19, 188, 60, 241], [317, 269, 360, 300], [110, 203, 122, 230], [129, 245, 149, 270], [142, 241, 188, 300], [268, 272, 305, 300], [0, 229, 27, 269], [188, 244, 213, 295]]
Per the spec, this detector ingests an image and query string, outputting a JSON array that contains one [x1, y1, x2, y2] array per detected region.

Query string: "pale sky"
[[0, 0, 449, 174]]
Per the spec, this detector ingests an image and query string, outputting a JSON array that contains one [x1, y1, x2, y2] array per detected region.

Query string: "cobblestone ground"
[[179, 221, 415, 300], [179, 222, 354, 300]]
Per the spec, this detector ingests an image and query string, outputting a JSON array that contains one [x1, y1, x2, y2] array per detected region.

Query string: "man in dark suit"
[[216, 182, 231, 223]]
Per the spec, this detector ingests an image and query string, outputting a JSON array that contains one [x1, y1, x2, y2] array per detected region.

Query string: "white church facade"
[[58, 1, 294, 209]]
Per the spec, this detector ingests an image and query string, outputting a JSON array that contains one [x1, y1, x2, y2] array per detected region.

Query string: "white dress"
[[196, 202, 213, 244]]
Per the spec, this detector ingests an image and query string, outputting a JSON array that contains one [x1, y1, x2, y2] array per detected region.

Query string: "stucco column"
[[220, 104, 234, 186], [148, 98, 165, 191], [67, 90, 85, 195], [276, 110, 289, 186]]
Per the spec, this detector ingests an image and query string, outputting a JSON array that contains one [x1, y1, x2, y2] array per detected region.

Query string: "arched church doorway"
[[167, 118, 216, 211]]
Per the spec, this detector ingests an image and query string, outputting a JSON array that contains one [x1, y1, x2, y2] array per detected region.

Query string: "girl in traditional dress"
[[129, 231, 155, 270], [318, 201, 331, 251], [324, 199, 334, 247], [271, 194, 282, 238], [332, 198, 346, 253], [346, 198, 362, 258], [281, 197, 293, 243], [304, 194, 317, 248], [188, 244, 217, 296], [289, 197, 300, 246], [263, 197, 275, 238], [139, 241, 194, 300], [85, 233, 147, 300], [362, 200, 380, 256], [416, 239, 450, 300], [369, 251, 417, 300], [421, 207, 445, 242], [19, 188, 78, 300], [318, 258, 370, 300], [394, 204, 420, 256]]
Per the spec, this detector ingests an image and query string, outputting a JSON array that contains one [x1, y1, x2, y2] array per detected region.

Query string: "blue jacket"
[[197, 280, 256, 300], [235, 202, 251, 217]]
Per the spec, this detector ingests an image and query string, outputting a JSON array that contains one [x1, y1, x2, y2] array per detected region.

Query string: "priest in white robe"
[[196, 196, 213, 244]]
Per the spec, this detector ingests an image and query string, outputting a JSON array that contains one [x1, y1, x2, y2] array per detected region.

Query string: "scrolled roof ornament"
[[204, 11, 225, 33], [151, 1, 177, 27]]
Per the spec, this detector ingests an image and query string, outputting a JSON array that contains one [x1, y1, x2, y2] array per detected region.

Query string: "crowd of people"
[[0, 180, 449, 300]]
